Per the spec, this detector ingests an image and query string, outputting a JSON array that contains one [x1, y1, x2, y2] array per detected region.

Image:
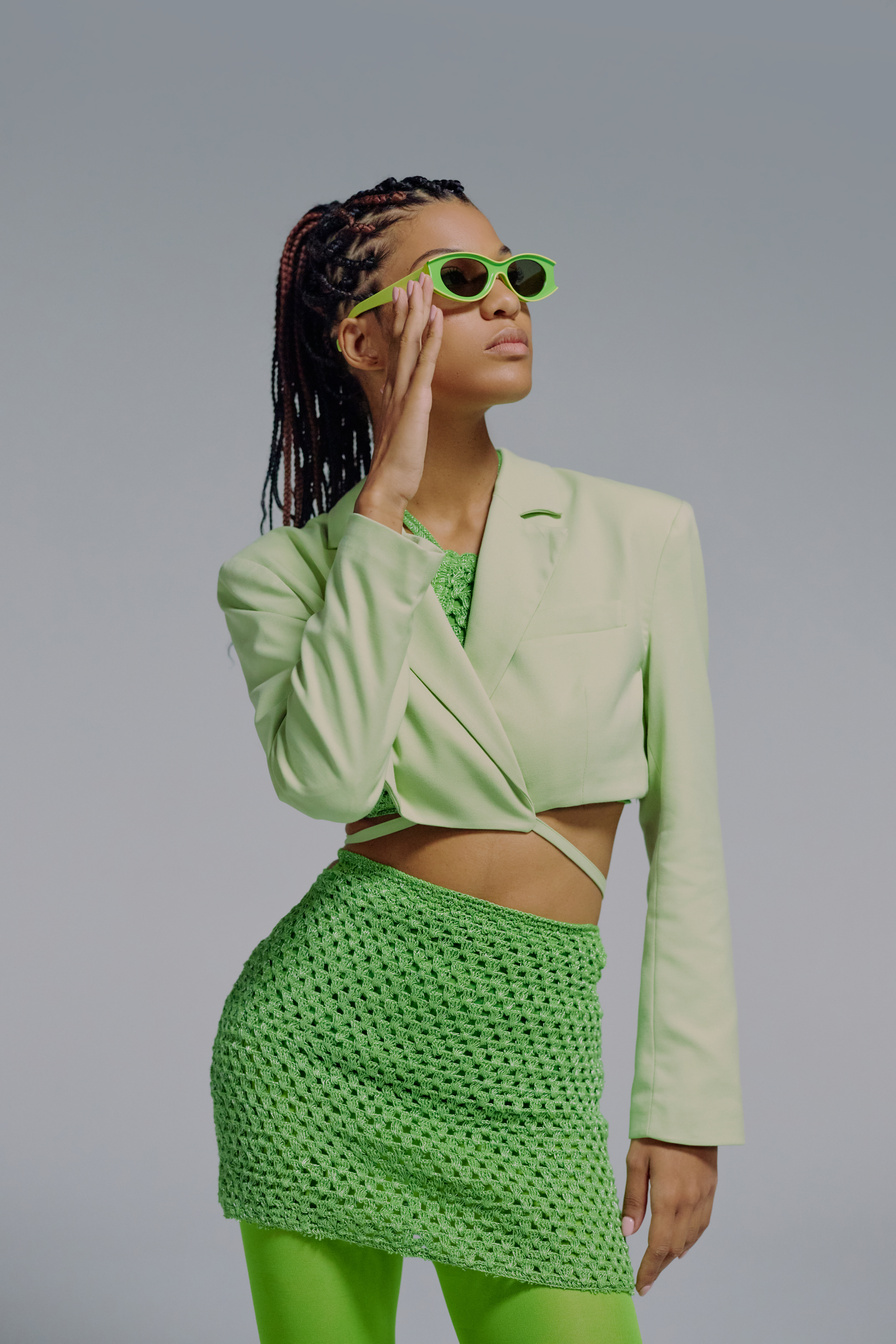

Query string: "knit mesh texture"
[[365, 510, 477, 819], [210, 848, 636, 1294], [402, 511, 479, 645]]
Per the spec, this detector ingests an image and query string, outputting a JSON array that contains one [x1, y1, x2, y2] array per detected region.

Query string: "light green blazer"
[[217, 445, 745, 1147]]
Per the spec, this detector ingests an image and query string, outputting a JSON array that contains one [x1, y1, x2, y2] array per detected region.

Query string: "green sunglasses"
[[335, 251, 556, 352]]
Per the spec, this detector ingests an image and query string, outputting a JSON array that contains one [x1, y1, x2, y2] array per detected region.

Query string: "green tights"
[[240, 1221, 643, 1344]]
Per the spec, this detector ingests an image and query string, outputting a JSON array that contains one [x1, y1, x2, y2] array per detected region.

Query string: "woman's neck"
[[400, 413, 500, 532]]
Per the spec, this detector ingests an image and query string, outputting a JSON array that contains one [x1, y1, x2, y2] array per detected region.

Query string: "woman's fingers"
[[386, 273, 436, 407], [636, 1192, 712, 1294], [625, 1139, 717, 1297], [620, 1146, 649, 1240], [365, 272, 443, 504], [389, 271, 429, 397], [380, 284, 406, 398], [408, 299, 443, 385]]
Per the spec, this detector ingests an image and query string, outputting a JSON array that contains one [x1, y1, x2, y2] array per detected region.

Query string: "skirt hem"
[[224, 1203, 636, 1297]]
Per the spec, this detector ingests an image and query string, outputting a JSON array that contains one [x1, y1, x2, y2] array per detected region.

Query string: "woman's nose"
[[484, 278, 521, 316]]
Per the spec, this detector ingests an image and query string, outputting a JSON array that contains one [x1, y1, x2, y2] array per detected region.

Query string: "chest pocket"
[[495, 597, 632, 804], [520, 596, 626, 641]]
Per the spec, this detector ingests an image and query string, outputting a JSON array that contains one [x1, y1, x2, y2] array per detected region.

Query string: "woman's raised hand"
[[354, 272, 443, 530]]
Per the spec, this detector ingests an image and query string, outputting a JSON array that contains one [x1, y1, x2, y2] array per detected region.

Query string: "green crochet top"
[[363, 451, 501, 819]]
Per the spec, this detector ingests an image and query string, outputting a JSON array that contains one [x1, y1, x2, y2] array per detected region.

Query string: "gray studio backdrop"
[[2, 2, 893, 1340]]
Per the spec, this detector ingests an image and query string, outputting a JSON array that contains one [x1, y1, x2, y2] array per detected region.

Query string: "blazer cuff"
[[338, 508, 445, 580]]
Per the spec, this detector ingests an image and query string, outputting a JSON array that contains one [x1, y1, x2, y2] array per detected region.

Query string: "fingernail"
[[621, 1216, 635, 1236], [638, 1284, 653, 1296], [407, 280, 415, 295]]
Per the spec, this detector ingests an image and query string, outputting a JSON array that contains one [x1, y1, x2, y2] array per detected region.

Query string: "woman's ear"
[[336, 313, 386, 375]]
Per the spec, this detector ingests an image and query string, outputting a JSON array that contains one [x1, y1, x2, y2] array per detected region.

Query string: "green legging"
[[240, 1221, 643, 1344]]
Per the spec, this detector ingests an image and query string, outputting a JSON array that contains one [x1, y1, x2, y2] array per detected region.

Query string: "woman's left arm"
[[626, 499, 744, 1293]]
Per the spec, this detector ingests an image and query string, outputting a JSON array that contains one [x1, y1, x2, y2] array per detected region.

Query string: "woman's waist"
[[339, 803, 626, 926]]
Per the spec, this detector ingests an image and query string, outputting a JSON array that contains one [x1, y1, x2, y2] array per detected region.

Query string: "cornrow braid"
[[261, 175, 473, 533]]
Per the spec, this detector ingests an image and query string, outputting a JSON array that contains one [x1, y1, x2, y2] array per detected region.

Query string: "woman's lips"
[[485, 326, 529, 353], [485, 340, 529, 354]]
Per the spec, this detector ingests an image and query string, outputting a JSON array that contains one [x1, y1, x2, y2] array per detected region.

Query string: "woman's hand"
[[355, 272, 443, 526], [620, 1138, 718, 1296]]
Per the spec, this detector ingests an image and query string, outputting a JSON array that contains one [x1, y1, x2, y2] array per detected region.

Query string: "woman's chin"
[[479, 364, 534, 403], [431, 371, 533, 413], [490, 379, 533, 406]]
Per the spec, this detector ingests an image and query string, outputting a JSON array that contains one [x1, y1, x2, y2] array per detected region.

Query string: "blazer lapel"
[[463, 453, 568, 698], [407, 583, 533, 797], [324, 446, 569, 800], [405, 447, 569, 796]]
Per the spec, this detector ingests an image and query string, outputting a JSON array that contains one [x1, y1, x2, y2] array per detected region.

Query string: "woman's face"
[[338, 200, 536, 417]]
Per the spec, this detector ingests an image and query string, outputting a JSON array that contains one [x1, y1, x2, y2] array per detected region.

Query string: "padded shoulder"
[[217, 515, 333, 604], [541, 465, 689, 601], [552, 464, 685, 535]]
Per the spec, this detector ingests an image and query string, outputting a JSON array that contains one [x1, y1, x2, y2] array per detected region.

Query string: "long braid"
[[260, 175, 472, 534]]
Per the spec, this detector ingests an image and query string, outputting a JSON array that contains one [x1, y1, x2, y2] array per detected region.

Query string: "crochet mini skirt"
[[210, 846, 636, 1296]]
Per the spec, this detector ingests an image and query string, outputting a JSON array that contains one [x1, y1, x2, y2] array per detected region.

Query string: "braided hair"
[[261, 174, 473, 534]]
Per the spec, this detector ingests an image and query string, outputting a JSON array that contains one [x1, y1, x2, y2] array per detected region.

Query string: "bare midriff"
[[329, 800, 627, 926]]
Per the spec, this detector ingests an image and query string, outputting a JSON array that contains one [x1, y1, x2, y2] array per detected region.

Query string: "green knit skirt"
[[210, 846, 636, 1296]]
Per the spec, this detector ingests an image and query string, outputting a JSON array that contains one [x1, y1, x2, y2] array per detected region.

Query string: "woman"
[[212, 174, 744, 1344]]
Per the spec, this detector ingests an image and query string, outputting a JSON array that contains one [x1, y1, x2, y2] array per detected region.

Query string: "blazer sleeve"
[[217, 508, 444, 821], [632, 500, 745, 1145]]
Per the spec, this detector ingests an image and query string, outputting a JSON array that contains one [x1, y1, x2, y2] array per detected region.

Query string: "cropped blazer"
[[217, 444, 745, 1146]]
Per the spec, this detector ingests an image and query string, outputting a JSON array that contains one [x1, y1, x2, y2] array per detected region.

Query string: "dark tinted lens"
[[505, 256, 548, 297], [507, 257, 547, 298], [437, 257, 490, 297]]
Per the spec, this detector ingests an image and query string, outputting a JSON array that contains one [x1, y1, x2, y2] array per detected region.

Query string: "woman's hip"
[[212, 845, 609, 1127]]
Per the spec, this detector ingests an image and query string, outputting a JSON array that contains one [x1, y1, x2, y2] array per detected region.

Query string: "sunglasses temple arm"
[[336, 267, 430, 347]]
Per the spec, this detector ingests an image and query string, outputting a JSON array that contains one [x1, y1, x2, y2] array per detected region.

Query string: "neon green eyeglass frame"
[[335, 251, 557, 352]]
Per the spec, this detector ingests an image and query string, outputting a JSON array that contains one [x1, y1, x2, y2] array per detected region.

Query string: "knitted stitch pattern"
[[210, 848, 636, 1295]]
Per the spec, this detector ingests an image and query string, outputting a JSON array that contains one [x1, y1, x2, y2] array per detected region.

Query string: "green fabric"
[[239, 1220, 642, 1343], [216, 445, 744, 1145], [400, 513, 477, 643], [239, 1221, 404, 1344], [212, 847, 637, 1296]]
